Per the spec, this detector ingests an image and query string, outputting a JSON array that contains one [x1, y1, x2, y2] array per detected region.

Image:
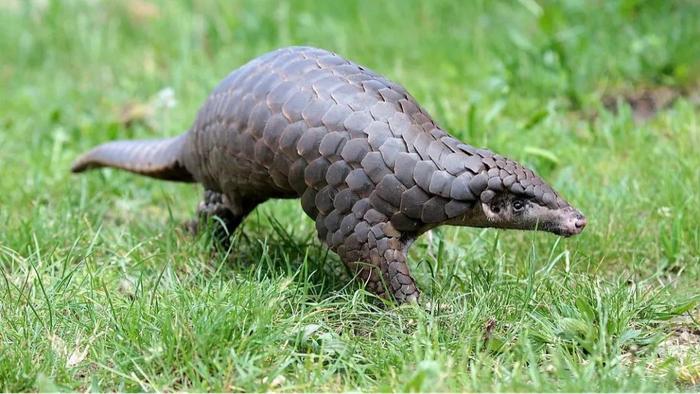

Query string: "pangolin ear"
[[481, 201, 499, 221]]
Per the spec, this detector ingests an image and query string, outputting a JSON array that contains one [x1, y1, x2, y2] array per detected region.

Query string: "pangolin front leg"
[[333, 209, 419, 303]]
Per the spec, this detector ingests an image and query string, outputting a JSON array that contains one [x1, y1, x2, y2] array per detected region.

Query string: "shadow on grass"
[[193, 212, 358, 303]]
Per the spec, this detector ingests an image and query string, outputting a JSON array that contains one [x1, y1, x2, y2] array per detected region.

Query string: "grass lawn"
[[1, 0, 700, 391]]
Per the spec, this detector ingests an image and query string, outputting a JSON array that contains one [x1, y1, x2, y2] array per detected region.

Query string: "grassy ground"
[[1, 0, 700, 391]]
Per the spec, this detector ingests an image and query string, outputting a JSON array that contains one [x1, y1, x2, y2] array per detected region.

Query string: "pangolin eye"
[[513, 199, 525, 212]]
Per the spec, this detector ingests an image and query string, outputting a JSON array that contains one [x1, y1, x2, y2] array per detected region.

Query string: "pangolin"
[[72, 46, 586, 303]]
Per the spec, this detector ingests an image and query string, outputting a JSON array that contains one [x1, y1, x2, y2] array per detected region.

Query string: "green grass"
[[1, 0, 700, 391]]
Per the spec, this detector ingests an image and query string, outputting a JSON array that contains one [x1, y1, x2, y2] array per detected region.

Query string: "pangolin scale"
[[73, 46, 586, 303]]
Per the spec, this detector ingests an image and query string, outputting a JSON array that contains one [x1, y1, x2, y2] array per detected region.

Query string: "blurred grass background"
[[1, 0, 699, 391]]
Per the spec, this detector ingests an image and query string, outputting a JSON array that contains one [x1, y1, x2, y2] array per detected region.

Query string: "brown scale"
[[71, 46, 584, 304]]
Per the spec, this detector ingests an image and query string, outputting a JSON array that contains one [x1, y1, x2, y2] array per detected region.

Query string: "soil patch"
[[601, 86, 681, 122], [600, 82, 700, 122]]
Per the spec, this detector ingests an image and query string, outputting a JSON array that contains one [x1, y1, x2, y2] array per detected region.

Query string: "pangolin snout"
[[560, 208, 586, 237]]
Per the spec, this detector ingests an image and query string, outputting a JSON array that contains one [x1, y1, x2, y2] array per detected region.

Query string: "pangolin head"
[[454, 146, 586, 237]]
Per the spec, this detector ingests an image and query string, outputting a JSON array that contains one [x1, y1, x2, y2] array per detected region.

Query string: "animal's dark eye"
[[513, 199, 525, 212], [491, 204, 501, 214]]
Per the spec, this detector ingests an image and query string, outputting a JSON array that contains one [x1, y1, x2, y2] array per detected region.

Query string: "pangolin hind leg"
[[189, 190, 262, 250]]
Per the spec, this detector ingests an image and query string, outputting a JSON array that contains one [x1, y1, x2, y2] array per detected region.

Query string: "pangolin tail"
[[71, 134, 195, 182]]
